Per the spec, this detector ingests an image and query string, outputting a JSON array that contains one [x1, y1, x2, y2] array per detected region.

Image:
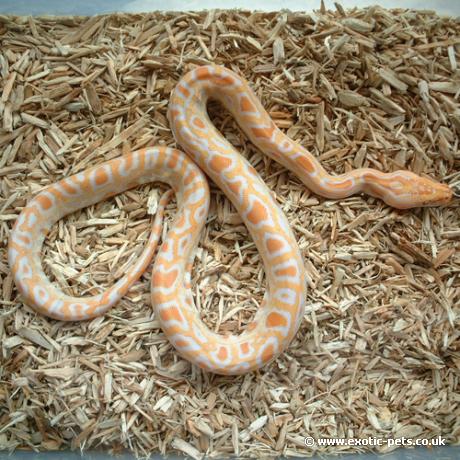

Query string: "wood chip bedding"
[[0, 4, 459, 458]]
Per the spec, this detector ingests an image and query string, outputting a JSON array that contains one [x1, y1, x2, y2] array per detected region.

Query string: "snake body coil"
[[8, 65, 452, 375]]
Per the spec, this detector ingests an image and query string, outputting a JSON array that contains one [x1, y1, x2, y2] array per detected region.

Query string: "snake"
[[8, 65, 452, 375]]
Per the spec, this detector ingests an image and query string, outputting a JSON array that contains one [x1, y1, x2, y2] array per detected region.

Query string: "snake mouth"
[[422, 185, 453, 207]]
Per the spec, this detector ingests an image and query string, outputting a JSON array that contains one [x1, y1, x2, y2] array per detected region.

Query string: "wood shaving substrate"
[[0, 4, 459, 459]]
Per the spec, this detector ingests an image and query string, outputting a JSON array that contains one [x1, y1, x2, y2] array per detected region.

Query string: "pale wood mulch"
[[0, 4, 459, 459]]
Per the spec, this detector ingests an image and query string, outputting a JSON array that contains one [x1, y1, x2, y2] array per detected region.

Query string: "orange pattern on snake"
[[8, 65, 452, 375]]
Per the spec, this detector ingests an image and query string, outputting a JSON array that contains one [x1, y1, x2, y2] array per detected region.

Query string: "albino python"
[[8, 65, 452, 375]]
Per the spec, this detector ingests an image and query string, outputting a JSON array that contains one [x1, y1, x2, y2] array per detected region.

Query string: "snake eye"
[[390, 181, 404, 190]]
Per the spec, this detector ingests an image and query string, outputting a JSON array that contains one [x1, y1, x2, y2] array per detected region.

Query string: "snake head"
[[383, 171, 453, 209]]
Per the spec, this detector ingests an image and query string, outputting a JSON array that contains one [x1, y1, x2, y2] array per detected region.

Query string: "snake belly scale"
[[8, 65, 452, 375]]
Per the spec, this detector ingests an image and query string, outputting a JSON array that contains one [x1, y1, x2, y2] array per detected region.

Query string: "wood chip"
[[338, 90, 369, 107], [171, 438, 203, 460], [378, 68, 409, 92], [341, 17, 374, 33], [20, 112, 50, 129]]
